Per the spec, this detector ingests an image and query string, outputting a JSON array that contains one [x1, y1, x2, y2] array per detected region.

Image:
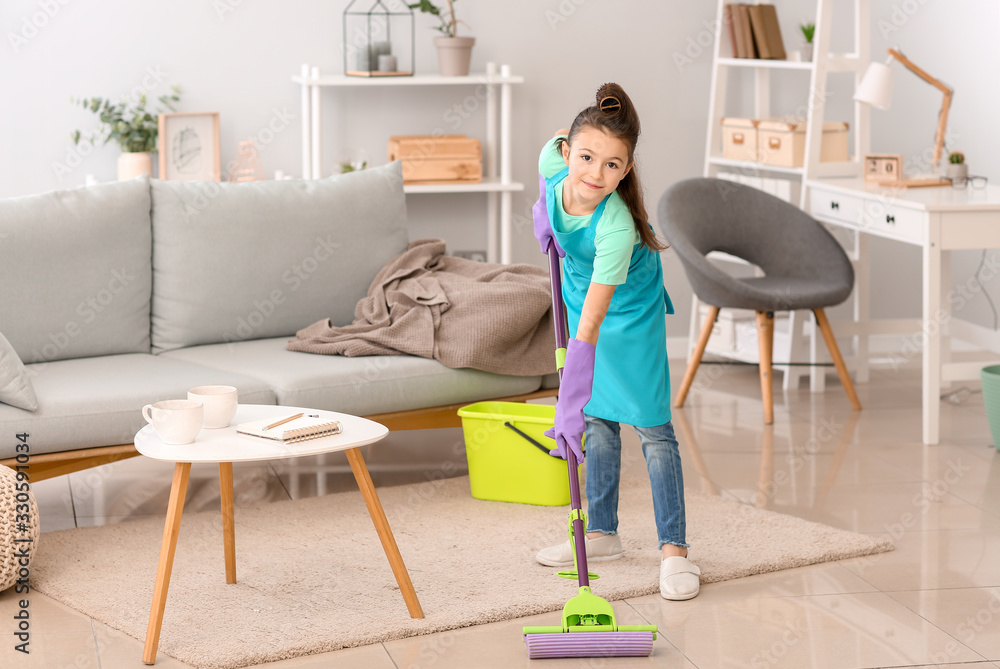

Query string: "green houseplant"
[[799, 22, 815, 61], [409, 0, 475, 76], [947, 151, 968, 180], [71, 86, 181, 181]]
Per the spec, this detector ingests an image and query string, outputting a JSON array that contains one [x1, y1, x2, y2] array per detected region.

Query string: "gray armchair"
[[659, 178, 861, 423]]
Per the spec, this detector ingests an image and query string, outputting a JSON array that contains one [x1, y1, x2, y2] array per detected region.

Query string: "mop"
[[521, 245, 658, 659]]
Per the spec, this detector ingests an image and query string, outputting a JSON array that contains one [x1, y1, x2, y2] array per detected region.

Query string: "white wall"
[[2, 0, 998, 336]]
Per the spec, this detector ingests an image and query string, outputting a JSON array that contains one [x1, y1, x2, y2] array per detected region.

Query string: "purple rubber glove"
[[545, 338, 595, 461], [533, 172, 565, 257]]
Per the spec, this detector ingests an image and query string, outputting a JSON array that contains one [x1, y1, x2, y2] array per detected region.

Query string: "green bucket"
[[981, 365, 1000, 450], [457, 401, 581, 506]]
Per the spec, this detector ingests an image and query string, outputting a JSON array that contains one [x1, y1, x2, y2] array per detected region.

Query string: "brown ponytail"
[[559, 83, 667, 252]]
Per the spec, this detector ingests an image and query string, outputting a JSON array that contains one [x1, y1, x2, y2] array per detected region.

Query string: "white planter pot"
[[946, 163, 968, 180], [118, 152, 153, 181], [434, 36, 475, 76], [801, 43, 814, 62]]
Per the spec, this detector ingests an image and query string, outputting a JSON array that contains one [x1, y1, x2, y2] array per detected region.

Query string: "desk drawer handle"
[[830, 201, 840, 210], [886, 214, 895, 224]]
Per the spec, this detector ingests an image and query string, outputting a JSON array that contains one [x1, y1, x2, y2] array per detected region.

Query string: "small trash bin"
[[457, 401, 580, 506], [981, 365, 1000, 450]]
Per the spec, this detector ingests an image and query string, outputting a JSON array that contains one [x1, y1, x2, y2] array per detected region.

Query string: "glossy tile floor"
[[7, 357, 1000, 668]]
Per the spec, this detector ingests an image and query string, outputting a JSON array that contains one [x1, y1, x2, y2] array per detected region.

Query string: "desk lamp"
[[854, 47, 953, 176]]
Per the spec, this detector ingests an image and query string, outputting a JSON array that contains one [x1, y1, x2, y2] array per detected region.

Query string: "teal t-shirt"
[[538, 136, 639, 286]]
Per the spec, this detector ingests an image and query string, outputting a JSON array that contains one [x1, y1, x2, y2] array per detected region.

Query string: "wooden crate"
[[387, 134, 482, 184]]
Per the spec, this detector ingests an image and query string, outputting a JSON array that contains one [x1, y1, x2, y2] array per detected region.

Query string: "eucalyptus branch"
[[70, 84, 181, 153]]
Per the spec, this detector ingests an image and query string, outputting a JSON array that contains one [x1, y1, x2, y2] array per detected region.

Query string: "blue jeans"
[[584, 415, 688, 549]]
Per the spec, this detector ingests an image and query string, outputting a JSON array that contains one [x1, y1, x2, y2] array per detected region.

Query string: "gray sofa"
[[0, 163, 553, 480]]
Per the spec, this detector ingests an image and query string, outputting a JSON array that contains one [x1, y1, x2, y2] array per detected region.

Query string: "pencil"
[[262, 412, 303, 431]]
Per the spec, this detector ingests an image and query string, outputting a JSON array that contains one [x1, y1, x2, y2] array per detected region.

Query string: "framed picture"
[[158, 112, 220, 181]]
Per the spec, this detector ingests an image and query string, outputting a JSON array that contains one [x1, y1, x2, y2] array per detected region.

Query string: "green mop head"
[[522, 587, 657, 658]]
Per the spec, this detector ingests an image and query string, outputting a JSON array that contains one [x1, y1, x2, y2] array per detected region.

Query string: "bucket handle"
[[503, 421, 560, 457]]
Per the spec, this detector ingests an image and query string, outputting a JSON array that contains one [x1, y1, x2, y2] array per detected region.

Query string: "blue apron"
[[546, 167, 675, 427]]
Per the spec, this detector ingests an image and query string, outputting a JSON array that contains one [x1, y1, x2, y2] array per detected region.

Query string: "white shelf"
[[707, 156, 805, 175], [716, 57, 814, 70], [708, 157, 862, 179], [717, 55, 863, 73], [403, 177, 524, 194], [704, 0, 868, 197], [697, 0, 870, 392], [296, 62, 522, 263], [292, 73, 524, 87]]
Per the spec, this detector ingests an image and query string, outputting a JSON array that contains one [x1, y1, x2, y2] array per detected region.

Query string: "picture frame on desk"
[[158, 112, 221, 181]]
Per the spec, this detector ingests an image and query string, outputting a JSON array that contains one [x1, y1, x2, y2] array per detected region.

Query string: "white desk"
[[807, 178, 1000, 444]]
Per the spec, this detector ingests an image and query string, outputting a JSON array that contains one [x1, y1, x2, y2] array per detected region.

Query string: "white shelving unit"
[[294, 62, 524, 264], [703, 0, 872, 197], [693, 0, 872, 392]]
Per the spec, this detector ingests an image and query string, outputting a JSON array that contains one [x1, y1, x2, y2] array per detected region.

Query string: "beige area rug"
[[31, 475, 892, 669]]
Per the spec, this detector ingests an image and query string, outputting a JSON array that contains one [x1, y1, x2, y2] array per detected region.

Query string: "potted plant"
[[71, 86, 181, 181], [799, 22, 815, 61], [409, 0, 474, 76], [947, 151, 968, 180]]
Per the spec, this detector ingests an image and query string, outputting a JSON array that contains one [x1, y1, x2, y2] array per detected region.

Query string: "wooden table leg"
[[142, 462, 192, 665], [219, 462, 236, 584], [345, 447, 424, 619]]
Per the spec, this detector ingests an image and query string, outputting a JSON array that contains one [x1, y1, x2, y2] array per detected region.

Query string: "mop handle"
[[547, 244, 590, 589], [547, 246, 569, 352]]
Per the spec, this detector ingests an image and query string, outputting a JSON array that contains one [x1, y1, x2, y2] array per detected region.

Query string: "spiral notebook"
[[236, 415, 344, 443]]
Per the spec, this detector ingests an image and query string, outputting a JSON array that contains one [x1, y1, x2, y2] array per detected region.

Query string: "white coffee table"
[[134, 404, 423, 665]]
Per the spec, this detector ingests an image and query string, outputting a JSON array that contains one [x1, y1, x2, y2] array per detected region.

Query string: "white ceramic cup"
[[142, 400, 204, 445], [187, 385, 239, 429]]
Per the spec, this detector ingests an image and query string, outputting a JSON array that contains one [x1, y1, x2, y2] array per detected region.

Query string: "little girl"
[[533, 83, 699, 600]]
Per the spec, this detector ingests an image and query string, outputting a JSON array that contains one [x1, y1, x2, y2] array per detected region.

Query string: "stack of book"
[[724, 3, 787, 60]]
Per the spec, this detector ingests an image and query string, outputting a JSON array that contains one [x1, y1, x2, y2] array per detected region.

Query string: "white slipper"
[[535, 534, 622, 567], [660, 556, 701, 600]]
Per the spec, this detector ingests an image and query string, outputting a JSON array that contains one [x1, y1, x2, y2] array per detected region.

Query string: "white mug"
[[187, 385, 238, 429], [142, 400, 204, 445]]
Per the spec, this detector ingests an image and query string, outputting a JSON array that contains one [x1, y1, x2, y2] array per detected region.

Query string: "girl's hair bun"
[[596, 82, 626, 116], [599, 95, 621, 115]]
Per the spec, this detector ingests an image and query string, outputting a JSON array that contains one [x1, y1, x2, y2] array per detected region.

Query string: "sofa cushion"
[[160, 338, 543, 416], [0, 331, 36, 411], [149, 162, 409, 354], [0, 354, 276, 458], [0, 176, 153, 363]]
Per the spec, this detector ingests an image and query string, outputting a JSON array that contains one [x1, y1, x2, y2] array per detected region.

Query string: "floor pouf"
[[0, 465, 40, 591]]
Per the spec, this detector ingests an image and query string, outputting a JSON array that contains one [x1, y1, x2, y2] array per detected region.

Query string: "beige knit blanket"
[[287, 239, 556, 376]]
